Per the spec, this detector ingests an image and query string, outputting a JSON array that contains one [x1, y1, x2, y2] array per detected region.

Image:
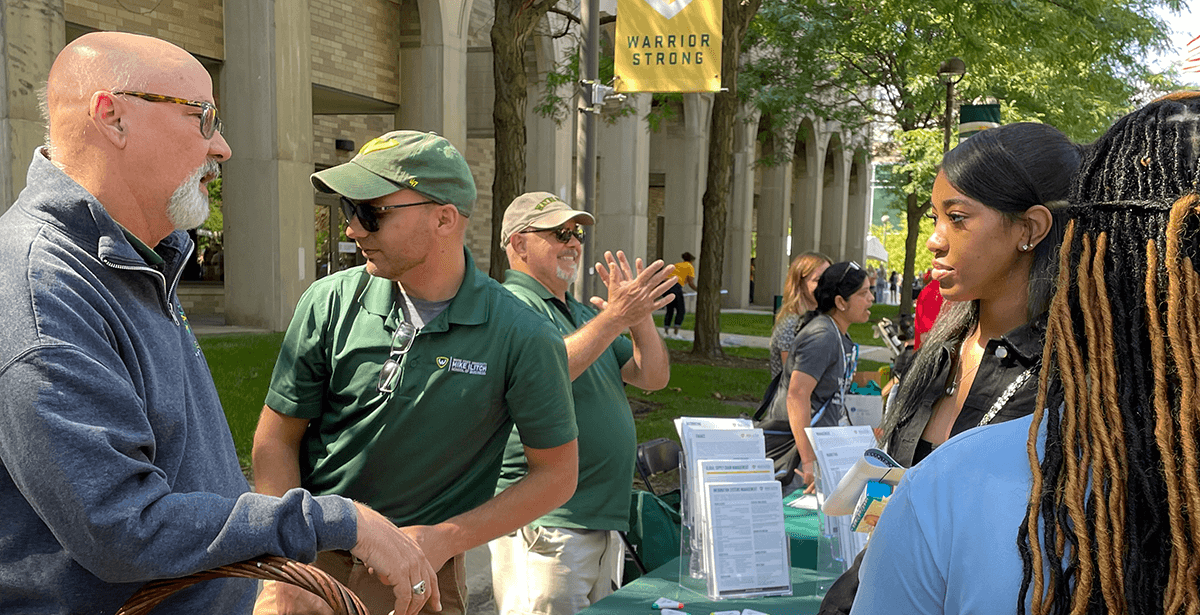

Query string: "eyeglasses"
[[341, 196, 439, 233], [378, 320, 418, 394], [835, 261, 862, 287], [522, 226, 586, 244], [112, 91, 224, 139]]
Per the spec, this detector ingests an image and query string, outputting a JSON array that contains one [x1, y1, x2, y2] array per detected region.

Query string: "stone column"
[[819, 133, 848, 260], [722, 103, 759, 309], [397, 0, 472, 152], [792, 121, 823, 258], [594, 93, 651, 264], [525, 33, 574, 202], [221, 0, 315, 330], [843, 153, 868, 264], [1, 0, 63, 214], [661, 92, 711, 264], [756, 141, 792, 309]]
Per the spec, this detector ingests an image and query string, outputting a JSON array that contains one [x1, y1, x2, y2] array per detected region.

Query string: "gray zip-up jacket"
[[0, 150, 358, 614]]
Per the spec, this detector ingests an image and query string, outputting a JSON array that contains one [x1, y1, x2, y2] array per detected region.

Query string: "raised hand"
[[590, 251, 677, 327]]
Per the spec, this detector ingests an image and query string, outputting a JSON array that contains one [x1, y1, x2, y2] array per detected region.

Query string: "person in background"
[[874, 266, 888, 303], [760, 262, 872, 492], [0, 32, 436, 615], [768, 252, 832, 380], [252, 132, 579, 615], [912, 277, 944, 349], [749, 257, 756, 303], [662, 252, 697, 339], [853, 91, 1200, 615], [819, 121, 1083, 615], [492, 192, 673, 614]]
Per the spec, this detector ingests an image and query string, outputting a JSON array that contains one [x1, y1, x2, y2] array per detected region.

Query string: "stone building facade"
[[1, 0, 870, 330]]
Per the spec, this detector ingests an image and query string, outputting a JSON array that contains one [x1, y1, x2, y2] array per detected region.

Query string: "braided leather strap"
[[116, 555, 367, 615]]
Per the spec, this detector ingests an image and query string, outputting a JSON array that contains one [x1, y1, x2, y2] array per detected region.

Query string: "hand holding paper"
[[822, 448, 904, 516]]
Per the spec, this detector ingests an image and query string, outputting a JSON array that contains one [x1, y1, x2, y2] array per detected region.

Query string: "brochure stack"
[[674, 417, 792, 600]]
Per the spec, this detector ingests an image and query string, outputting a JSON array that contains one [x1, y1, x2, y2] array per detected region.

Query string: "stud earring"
[[1020, 244, 1032, 252]]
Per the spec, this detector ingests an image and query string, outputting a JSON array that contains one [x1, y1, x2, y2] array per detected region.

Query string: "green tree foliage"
[[743, 0, 1184, 319], [199, 177, 223, 256]]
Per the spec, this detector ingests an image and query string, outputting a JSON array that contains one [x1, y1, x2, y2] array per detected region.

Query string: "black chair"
[[621, 438, 684, 578], [635, 437, 682, 496]]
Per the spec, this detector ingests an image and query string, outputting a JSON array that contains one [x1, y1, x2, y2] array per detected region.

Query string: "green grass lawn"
[[198, 332, 285, 469]]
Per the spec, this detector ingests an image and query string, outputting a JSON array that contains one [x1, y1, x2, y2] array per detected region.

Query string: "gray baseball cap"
[[500, 192, 595, 247]]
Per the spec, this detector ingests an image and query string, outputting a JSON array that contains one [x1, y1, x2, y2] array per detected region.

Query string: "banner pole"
[[575, 0, 601, 301]]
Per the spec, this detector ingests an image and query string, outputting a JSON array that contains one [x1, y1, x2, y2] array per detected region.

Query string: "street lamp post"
[[938, 57, 966, 153]]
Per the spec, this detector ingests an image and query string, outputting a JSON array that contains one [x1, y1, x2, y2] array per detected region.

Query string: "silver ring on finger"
[[412, 580, 427, 596]]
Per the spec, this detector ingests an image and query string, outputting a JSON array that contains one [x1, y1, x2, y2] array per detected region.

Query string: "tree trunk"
[[490, 0, 548, 281], [691, 0, 760, 358], [899, 186, 928, 330]]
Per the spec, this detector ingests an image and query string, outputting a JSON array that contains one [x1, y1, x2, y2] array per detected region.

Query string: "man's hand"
[[257, 580, 337, 615], [397, 524, 452, 574], [350, 503, 441, 615], [591, 251, 676, 327]]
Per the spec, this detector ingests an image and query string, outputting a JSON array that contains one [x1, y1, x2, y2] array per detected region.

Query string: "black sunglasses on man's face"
[[340, 196, 438, 233]]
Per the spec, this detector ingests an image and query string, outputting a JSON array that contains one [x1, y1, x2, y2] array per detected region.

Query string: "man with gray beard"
[[491, 192, 674, 614], [0, 32, 437, 615], [169, 157, 221, 229]]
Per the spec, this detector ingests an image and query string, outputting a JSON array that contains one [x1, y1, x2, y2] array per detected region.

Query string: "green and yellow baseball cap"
[[311, 130, 478, 217]]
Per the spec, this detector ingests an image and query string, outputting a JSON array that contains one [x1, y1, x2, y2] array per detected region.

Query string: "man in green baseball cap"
[[253, 131, 580, 615]]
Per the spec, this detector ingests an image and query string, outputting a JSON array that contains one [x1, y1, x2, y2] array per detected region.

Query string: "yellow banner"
[[614, 0, 722, 93]]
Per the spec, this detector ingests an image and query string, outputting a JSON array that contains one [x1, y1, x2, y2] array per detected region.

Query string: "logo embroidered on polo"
[[444, 357, 488, 376], [436, 357, 450, 369]]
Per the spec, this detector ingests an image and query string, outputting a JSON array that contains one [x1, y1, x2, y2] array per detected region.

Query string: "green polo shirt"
[[497, 269, 637, 531], [265, 249, 577, 527]]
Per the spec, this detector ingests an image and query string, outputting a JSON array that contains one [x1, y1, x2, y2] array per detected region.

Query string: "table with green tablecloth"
[[783, 491, 820, 569], [586, 491, 830, 614], [579, 556, 837, 615]]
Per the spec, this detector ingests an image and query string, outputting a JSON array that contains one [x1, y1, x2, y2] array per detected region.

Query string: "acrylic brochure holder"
[[804, 425, 878, 595], [813, 467, 850, 596], [676, 447, 793, 601]]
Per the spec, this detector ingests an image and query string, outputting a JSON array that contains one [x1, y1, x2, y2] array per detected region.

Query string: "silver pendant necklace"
[[945, 355, 981, 396]]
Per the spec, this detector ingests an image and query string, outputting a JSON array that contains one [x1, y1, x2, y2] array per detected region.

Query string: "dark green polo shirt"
[[265, 249, 577, 527], [497, 269, 637, 531]]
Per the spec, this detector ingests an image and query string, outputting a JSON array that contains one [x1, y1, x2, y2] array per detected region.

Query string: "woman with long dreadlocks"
[[818, 121, 1082, 615], [851, 92, 1200, 615]]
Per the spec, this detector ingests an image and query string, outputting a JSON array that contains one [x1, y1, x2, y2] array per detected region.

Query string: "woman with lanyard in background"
[[817, 121, 1082, 615], [760, 261, 873, 493]]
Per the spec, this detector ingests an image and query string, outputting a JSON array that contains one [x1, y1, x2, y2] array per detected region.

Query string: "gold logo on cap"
[[533, 197, 560, 211], [359, 137, 400, 156]]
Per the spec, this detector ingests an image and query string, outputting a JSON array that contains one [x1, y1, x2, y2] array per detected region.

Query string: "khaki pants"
[[489, 526, 622, 615], [254, 551, 467, 615]]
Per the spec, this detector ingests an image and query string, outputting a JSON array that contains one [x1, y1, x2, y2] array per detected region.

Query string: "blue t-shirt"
[[852, 414, 1041, 615]]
